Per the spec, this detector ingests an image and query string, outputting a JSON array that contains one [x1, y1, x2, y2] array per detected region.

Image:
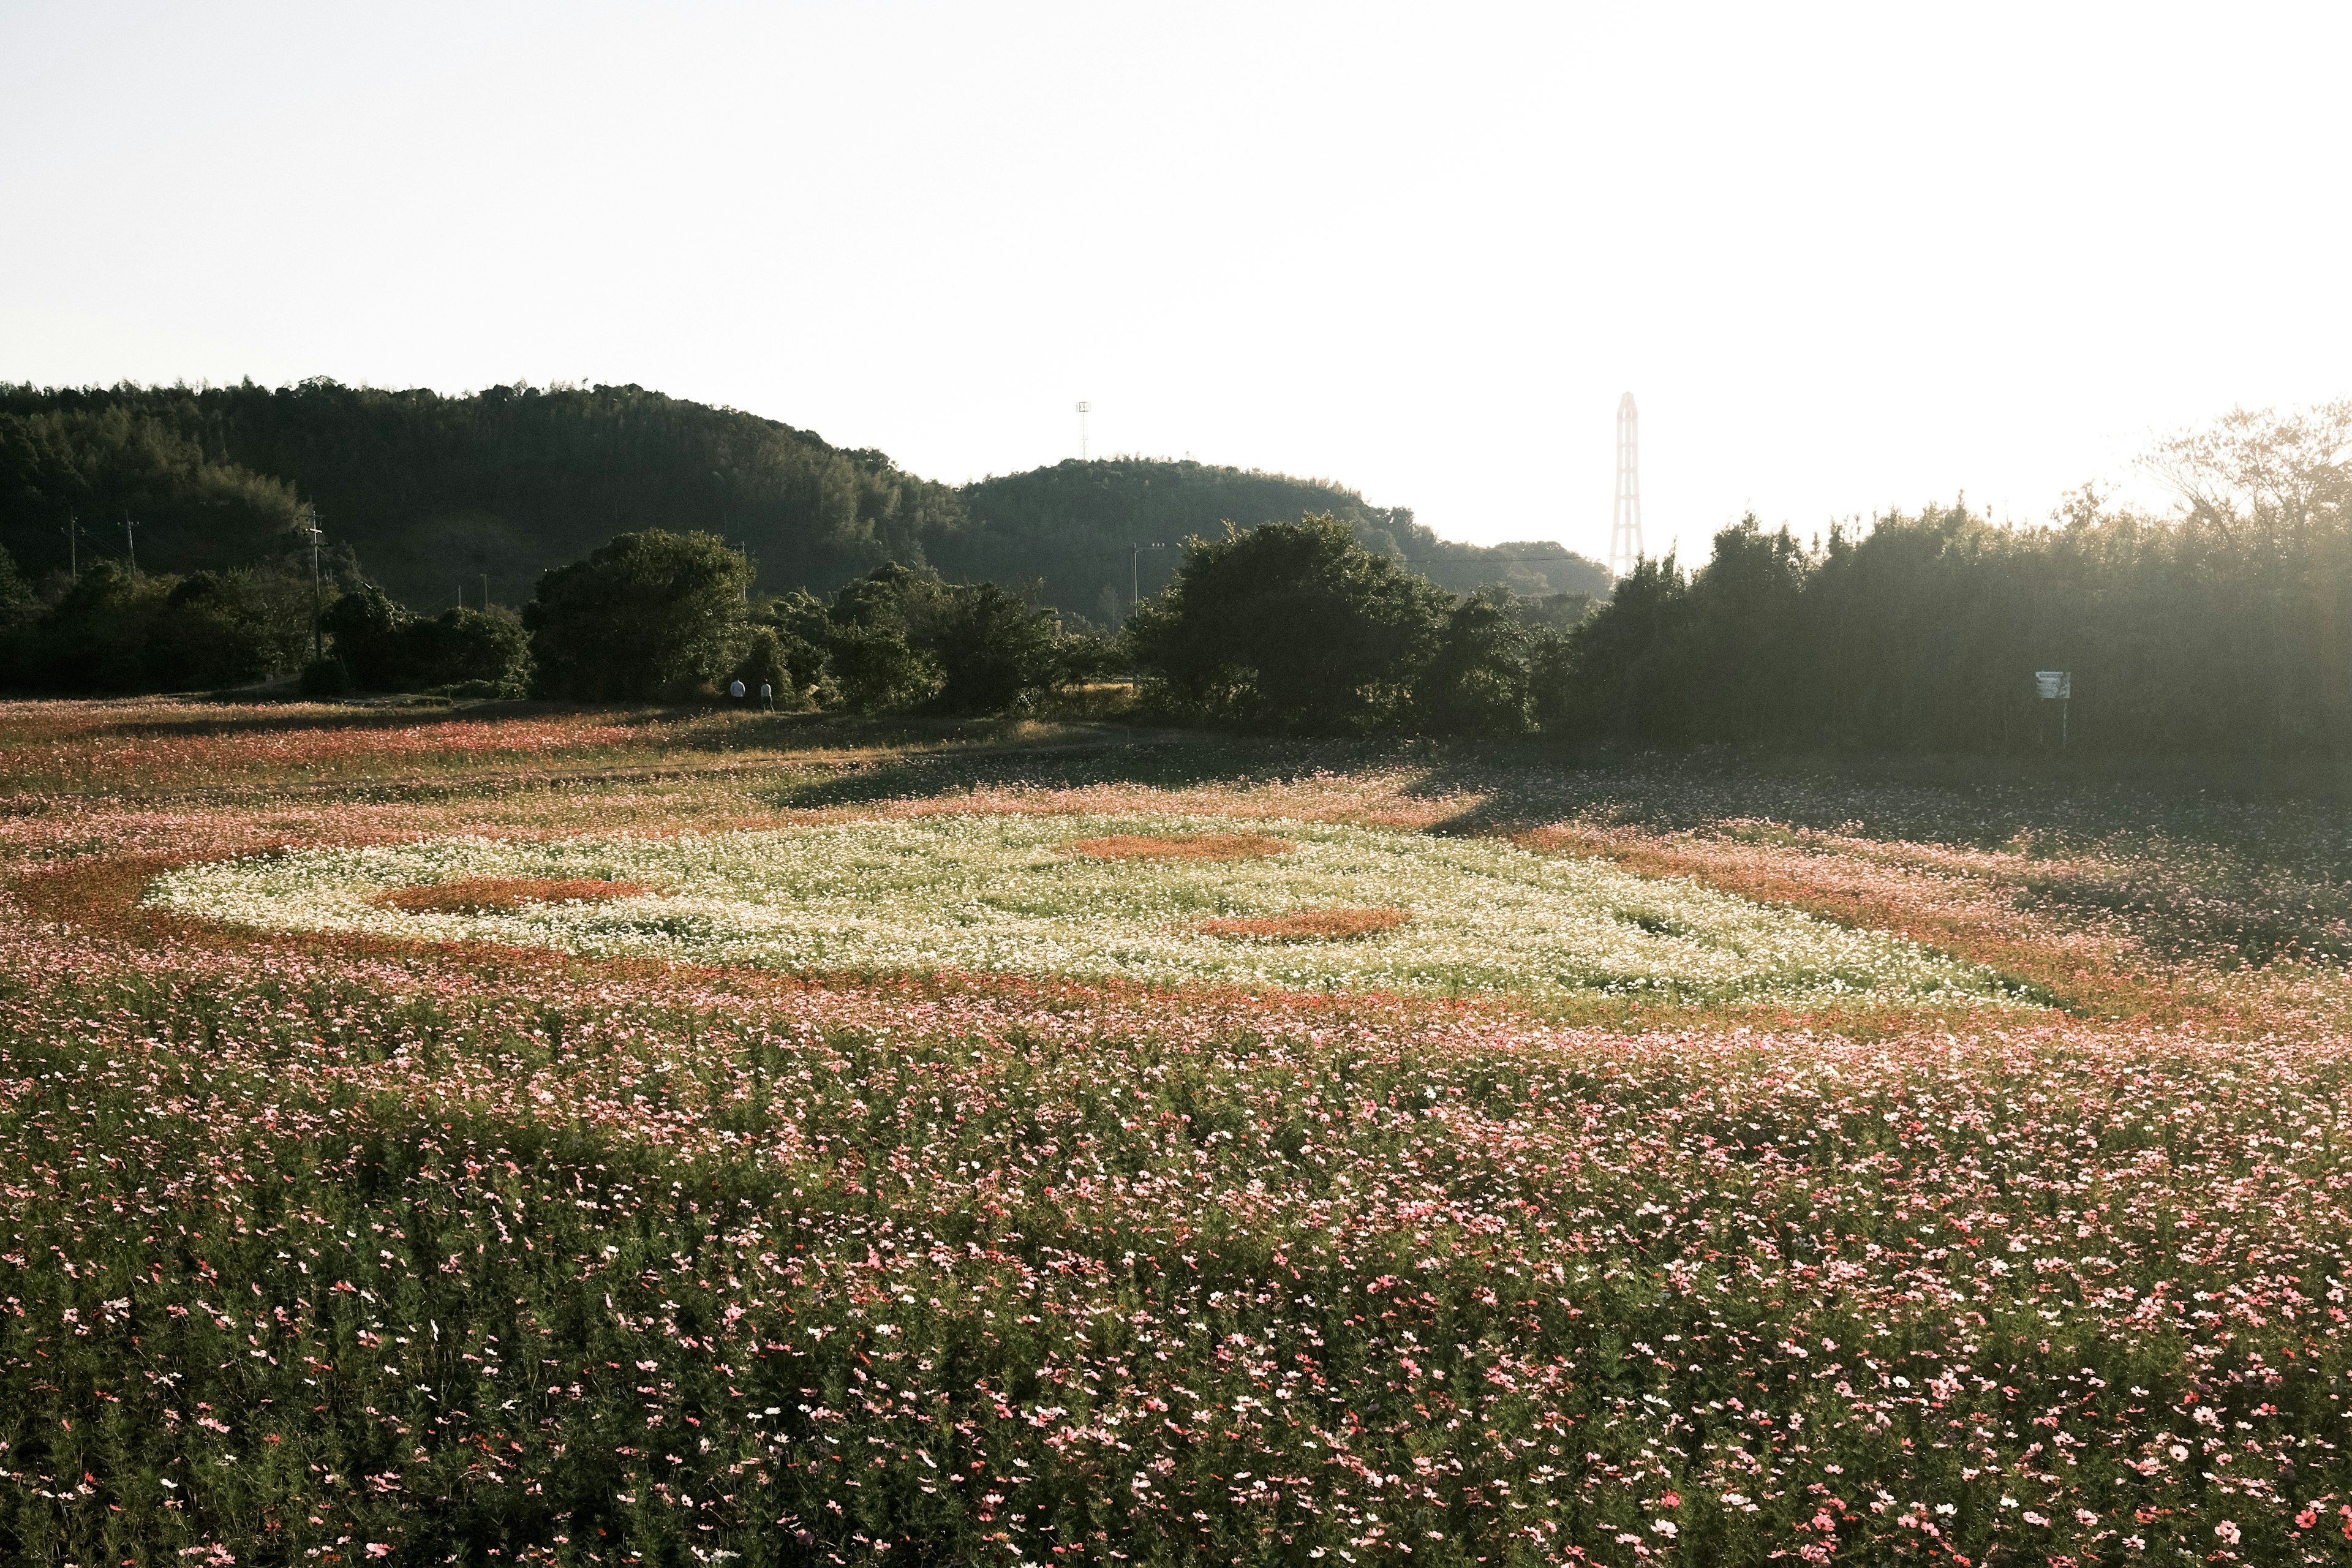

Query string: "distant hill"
[[0, 381, 1607, 616], [951, 458, 1608, 620]]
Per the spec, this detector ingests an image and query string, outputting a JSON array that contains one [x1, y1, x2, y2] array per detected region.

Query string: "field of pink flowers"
[[2, 701, 2348, 1567]]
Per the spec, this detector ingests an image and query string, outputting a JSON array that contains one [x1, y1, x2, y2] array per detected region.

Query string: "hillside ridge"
[[0, 379, 1607, 616]]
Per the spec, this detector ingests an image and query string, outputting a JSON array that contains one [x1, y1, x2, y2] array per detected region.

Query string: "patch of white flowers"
[[146, 814, 2026, 1006]]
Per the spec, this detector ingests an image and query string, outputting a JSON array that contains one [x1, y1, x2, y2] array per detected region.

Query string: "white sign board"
[[2035, 671, 2071, 700]]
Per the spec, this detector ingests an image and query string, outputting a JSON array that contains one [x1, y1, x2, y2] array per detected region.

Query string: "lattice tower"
[[1608, 391, 1643, 579]]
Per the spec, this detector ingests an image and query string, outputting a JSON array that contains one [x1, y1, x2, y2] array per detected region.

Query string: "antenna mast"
[[1076, 401, 1090, 462], [1608, 392, 1643, 579]]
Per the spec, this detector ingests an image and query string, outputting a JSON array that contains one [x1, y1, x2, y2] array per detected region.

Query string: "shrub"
[[408, 606, 532, 695], [323, 589, 531, 694]]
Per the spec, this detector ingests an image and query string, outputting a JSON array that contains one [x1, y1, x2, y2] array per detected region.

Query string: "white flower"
[[148, 814, 2026, 1008]]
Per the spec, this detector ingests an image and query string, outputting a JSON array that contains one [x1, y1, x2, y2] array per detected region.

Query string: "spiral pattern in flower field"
[[146, 813, 2026, 1006]]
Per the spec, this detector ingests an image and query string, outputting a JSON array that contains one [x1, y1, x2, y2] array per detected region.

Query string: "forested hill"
[[0, 380, 961, 611], [0, 380, 1605, 616], [949, 459, 1608, 619]]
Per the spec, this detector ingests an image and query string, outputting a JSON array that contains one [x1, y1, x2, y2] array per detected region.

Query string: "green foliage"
[[1126, 514, 1454, 731], [318, 583, 415, 690], [824, 622, 941, 711], [0, 386, 1604, 625], [0, 546, 34, 687], [10, 561, 311, 693], [320, 589, 525, 694], [22, 560, 158, 690], [0, 399, 309, 577], [1562, 454, 2352, 755], [926, 581, 1063, 714], [812, 562, 1066, 715], [0, 380, 956, 611], [731, 627, 791, 703], [407, 607, 532, 695], [0, 543, 29, 617], [524, 530, 751, 700], [821, 563, 946, 712], [1414, 589, 1549, 736], [147, 570, 312, 690]]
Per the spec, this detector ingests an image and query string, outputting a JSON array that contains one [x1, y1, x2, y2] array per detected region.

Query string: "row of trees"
[[521, 531, 1112, 712], [1558, 404, 2352, 756], [6, 399, 2345, 758], [0, 557, 318, 693], [0, 524, 1112, 710]]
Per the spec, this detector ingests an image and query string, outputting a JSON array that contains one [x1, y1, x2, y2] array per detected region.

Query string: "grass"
[[1, 700, 2350, 1567]]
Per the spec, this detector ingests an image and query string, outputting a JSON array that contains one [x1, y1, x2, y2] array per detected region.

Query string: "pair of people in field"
[[728, 679, 774, 711]]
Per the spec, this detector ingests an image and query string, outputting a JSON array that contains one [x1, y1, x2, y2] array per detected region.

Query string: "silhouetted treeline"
[[0, 381, 1592, 619], [1562, 497, 2352, 756], [1118, 404, 2352, 756], [8, 383, 2342, 761]]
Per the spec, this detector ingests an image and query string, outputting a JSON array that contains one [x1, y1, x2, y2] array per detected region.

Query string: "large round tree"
[[524, 529, 751, 699], [1125, 513, 1451, 731]]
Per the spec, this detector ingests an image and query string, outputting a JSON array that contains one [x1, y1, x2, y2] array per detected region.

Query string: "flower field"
[[145, 816, 2021, 1008], [2, 701, 2350, 1567]]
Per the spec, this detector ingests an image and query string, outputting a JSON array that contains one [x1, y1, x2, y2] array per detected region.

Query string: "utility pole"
[[62, 516, 78, 581], [306, 514, 325, 660], [123, 516, 140, 579], [481, 573, 490, 611], [1129, 541, 1165, 609]]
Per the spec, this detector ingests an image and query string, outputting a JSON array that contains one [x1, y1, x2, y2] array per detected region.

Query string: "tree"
[[147, 570, 305, 690], [322, 583, 417, 690], [2145, 400, 2352, 548], [406, 606, 532, 693], [928, 581, 1062, 713], [732, 628, 790, 704], [524, 530, 751, 699], [21, 561, 164, 691], [1126, 514, 1452, 731], [819, 562, 945, 712], [1415, 590, 1543, 736]]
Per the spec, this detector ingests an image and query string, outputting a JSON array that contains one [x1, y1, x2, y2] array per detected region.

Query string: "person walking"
[[728, 677, 746, 705], [759, 680, 774, 712]]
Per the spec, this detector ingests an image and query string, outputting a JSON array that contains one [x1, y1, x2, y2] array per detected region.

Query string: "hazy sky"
[[4, 2, 2348, 564]]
